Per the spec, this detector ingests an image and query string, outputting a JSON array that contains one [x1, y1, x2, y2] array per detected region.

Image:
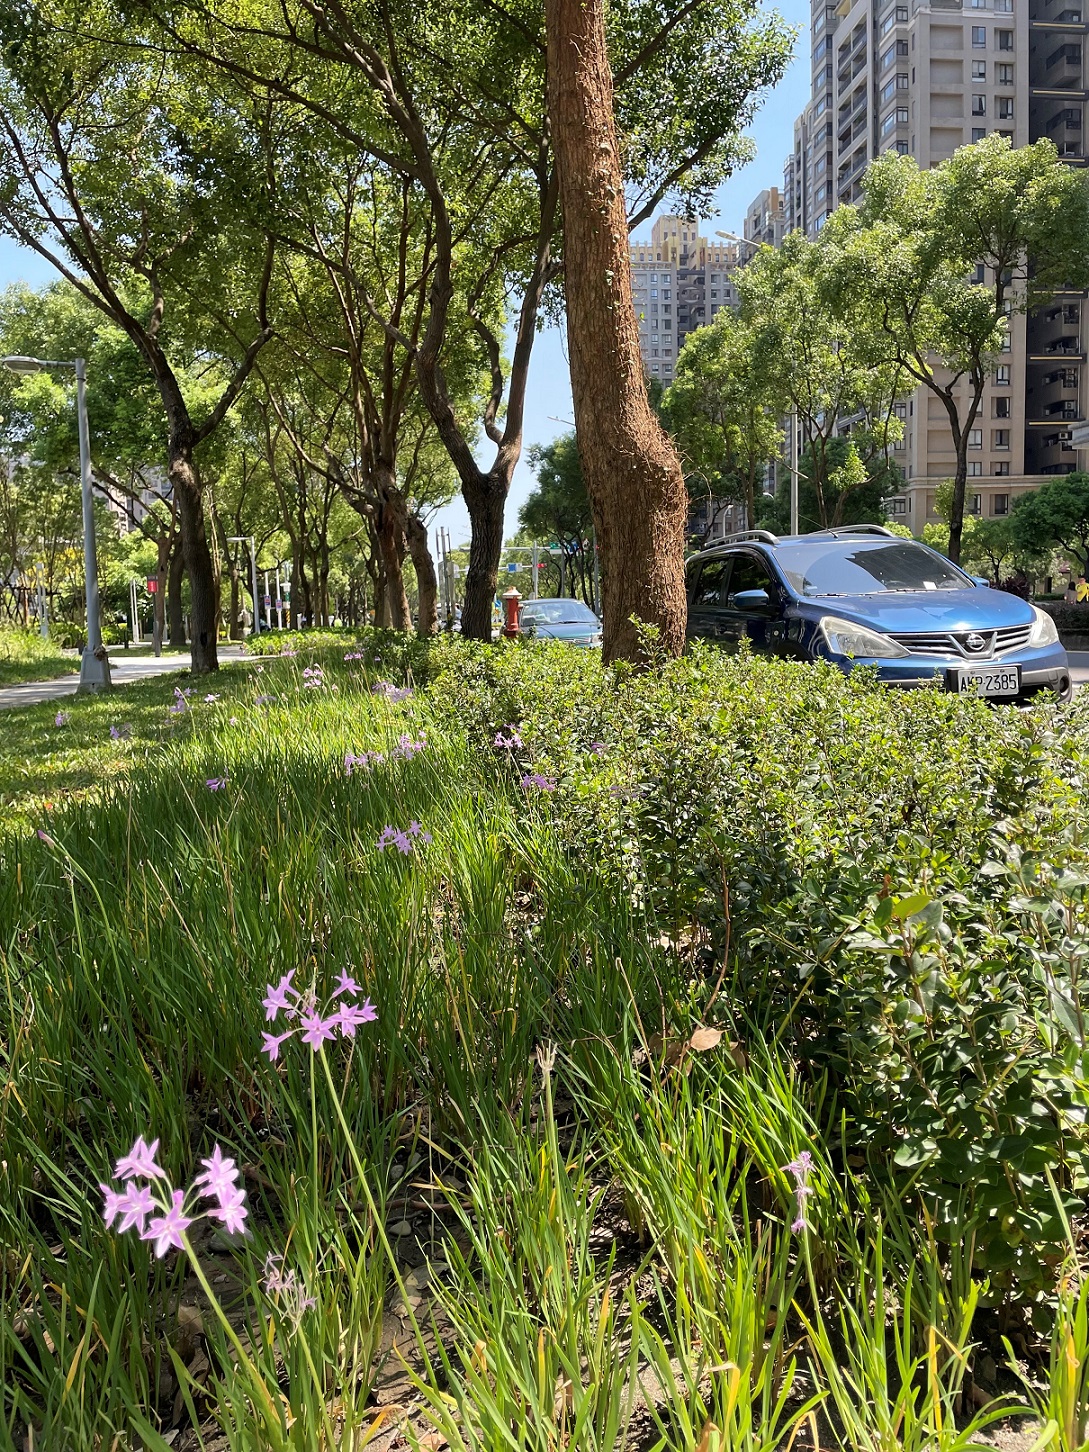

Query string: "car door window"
[[726, 554, 773, 606], [691, 558, 730, 608]]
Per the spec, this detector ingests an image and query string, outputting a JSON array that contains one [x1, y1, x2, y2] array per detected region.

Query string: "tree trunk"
[[546, 0, 688, 661], [405, 509, 439, 636], [948, 438, 971, 565], [374, 498, 411, 632], [228, 567, 244, 640], [170, 438, 219, 673], [167, 536, 186, 647], [462, 476, 505, 639], [153, 534, 168, 654]]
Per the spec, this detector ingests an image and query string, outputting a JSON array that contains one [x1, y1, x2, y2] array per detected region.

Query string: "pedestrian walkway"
[[0, 646, 250, 710]]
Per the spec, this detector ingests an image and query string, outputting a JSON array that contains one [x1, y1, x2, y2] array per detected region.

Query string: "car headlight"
[[1028, 606, 1059, 648], [818, 616, 910, 659]]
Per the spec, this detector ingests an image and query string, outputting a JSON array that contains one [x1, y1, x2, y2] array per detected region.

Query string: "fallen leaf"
[[689, 1027, 722, 1052]]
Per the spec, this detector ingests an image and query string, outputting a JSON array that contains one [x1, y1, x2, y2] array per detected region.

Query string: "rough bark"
[[373, 477, 411, 632], [167, 537, 186, 647], [546, 0, 689, 661], [170, 440, 219, 673], [404, 509, 438, 636]]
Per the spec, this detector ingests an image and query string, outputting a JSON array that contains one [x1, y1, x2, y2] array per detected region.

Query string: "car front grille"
[[890, 622, 1033, 658]]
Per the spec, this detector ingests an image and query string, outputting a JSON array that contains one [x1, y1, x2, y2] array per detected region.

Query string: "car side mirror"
[[970, 576, 990, 588], [730, 588, 773, 612]]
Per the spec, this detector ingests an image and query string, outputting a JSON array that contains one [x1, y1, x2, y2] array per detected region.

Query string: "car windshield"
[[777, 540, 970, 597], [521, 600, 599, 625]]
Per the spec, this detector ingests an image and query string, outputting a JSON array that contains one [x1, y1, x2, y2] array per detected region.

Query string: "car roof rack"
[[709, 529, 781, 546]]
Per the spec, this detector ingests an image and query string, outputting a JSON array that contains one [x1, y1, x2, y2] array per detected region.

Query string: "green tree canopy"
[[1011, 472, 1089, 574], [520, 435, 596, 606]]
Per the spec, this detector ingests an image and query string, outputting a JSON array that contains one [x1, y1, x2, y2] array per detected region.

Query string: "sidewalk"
[[0, 645, 250, 710]]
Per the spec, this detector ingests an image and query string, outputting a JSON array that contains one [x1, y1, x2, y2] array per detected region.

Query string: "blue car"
[[685, 525, 1071, 702], [519, 597, 603, 647]]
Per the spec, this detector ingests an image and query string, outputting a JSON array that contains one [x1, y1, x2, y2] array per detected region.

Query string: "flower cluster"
[[206, 777, 228, 792], [344, 650, 368, 662], [263, 1252, 316, 1326], [54, 711, 69, 728], [204, 693, 221, 704], [372, 680, 412, 703], [345, 749, 385, 777], [378, 821, 432, 854], [261, 968, 377, 1061], [783, 1150, 813, 1233], [494, 726, 523, 750], [521, 773, 556, 792], [169, 687, 194, 717], [588, 741, 607, 755], [280, 646, 298, 658], [101, 1137, 247, 1258], [110, 723, 132, 741], [255, 694, 276, 707], [302, 665, 325, 690], [393, 733, 426, 761]]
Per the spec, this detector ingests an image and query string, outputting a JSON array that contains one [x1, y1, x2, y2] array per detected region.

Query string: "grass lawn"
[[2, 633, 1088, 1450], [0, 627, 77, 687]]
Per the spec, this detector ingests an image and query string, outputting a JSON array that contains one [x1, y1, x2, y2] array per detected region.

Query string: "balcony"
[[1044, 41, 1084, 81]]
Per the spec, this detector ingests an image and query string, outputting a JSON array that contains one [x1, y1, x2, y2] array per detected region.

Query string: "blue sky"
[[0, 0, 810, 549]]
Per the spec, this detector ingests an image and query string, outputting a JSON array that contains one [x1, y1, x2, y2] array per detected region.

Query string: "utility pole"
[[789, 408, 800, 536]]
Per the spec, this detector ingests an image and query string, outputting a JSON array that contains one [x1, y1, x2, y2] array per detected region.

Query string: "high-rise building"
[[743, 187, 787, 247], [778, 0, 1087, 533], [628, 216, 741, 384]]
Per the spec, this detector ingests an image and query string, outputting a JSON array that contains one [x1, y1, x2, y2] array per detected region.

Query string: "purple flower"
[[114, 1136, 166, 1182], [36, 829, 55, 846], [588, 741, 606, 754], [302, 666, 324, 690], [168, 700, 187, 715], [378, 822, 430, 854], [192, 1145, 239, 1203], [263, 971, 298, 1022], [115, 1184, 156, 1234], [142, 1189, 194, 1258], [783, 1151, 814, 1233], [255, 694, 275, 707], [206, 1186, 248, 1236], [299, 1010, 339, 1051], [280, 647, 297, 657], [335, 999, 377, 1037], [345, 750, 383, 777], [521, 773, 556, 792], [101, 1182, 127, 1228], [394, 733, 427, 760], [263, 1253, 317, 1325], [206, 777, 228, 792], [261, 1029, 295, 1062], [204, 693, 221, 703], [494, 727, 523, 750], [344, 650, 367, 661], [372, 680, 411, 703], [109, 723, 132, 741], [54, 711, 69, 727], [331, 969, 361, 1000]]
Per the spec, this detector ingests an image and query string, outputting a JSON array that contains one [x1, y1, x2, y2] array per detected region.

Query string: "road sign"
[[506, 561, 520, 572], [264, 595, 271, 609], [146, 578, 158, 594]]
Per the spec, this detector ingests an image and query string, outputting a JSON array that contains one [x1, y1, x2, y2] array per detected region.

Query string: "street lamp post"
[[3, 355, 111, 690], [714, 232, 800, 537], [227, 536, 261, 637]]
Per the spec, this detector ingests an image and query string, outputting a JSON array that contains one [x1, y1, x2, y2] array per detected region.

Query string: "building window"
[[997, 96, 1014, 118], [651, 348, 659, 357], [972, 128, 987, 142], [973, 25, 987, 44], [650, 273, 658, 283], [895, 140, 910, 153], [994, 0, 1012, 11], [887, 497, 909, 515], [996, 63, 1014, 82], [969, 494, 983, 515], [972, 94, 987, 115], [969, 461, 985, 476], [651, 363, 660, 373], [997, 28, 1014, 48], [996, 365, 1011, 384], [897, 72, 909, 88], [650, 288, 658, 298], [1001, 331, 1012, 352], [969, 429, 983, 448], [995, 396, 1011, 417], [993, 428, 1010, 448], [972, 60, 987, 78]]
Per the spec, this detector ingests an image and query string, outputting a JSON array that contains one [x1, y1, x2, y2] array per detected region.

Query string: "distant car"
[[685, 525, 1071, 702], [519, 598, 603, 647]]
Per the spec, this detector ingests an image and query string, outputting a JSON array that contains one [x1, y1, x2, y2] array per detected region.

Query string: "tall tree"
[[129, 0, 792, 638], [1011, 472, 1089, 576], [736, 232, 907, 530], [0, 5, 280, 670], [521, 435, 596, 606], [663, 309, 782, 532], [546, 0, 689, 659], [826, 136, 1089, 564]]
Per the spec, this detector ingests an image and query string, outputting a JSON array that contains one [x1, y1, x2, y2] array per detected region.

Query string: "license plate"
[[949, 666, 1020, 698]]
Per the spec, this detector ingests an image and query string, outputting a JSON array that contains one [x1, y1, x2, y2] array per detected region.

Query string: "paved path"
[[1069, 651, 1089, 691], [0, 646, 249, 710]]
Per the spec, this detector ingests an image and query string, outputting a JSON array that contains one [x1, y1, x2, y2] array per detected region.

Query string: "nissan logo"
[[965, 632, 986, 652]]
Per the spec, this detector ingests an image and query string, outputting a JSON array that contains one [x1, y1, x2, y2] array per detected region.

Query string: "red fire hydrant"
[[501, 586, 522, 639]]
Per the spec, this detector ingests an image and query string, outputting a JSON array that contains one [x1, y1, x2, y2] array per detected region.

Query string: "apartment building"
[[743, 187, 787, 247], [628, 216, 741, 384], [779, 0, 1087, 533]]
